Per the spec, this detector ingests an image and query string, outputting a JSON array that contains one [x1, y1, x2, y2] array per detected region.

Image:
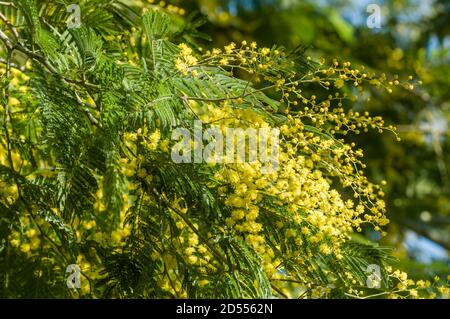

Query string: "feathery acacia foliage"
[[0, 0, 448, 298]]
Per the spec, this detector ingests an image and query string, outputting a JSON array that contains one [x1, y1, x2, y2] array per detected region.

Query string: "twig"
[[344, 289, 405, 299], [152, 187, 228, 268], [74, 92, 101, 127], [0, 11, 19, 39], [2, 50, 16, 184], [0, 57, 26, 71], [0, 1, 16, 7], [0, 28, 100, 89], [271, 283, 289, 298], [1, 49, 69, 266]]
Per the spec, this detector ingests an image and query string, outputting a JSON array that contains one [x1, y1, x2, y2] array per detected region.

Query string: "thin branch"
[[0, 11, 19, 39], [271, 283, 289, 298], [74, 92, 101, 127], [0, 2, 16, 7], [152, 187, 228, 268], [0, 29, 14, 50], [344, 289, 405, 299], [1, 49, 69, 266], [0, 26, 100, 89], [2, 50, 16, 182], [272, 278, 304, 284], [0, 57, 26, 71]]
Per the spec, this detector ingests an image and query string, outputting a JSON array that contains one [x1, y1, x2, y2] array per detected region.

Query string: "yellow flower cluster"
[[9, 225, 41, 255], [141, 0, 186, 15], [1, 27, 437, 298], [120, 126, 169, 190], [175, 43, 198, 75], [148, 196, 216, 296], [203, 40, 280, 75], [191, 100, 389, 278], [188, 41, 417, 113], [0, 179, 19, 205], [168, 42, 418, 286]]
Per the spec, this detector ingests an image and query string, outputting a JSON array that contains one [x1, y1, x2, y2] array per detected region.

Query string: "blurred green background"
[[174, 0, 450, 280]]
